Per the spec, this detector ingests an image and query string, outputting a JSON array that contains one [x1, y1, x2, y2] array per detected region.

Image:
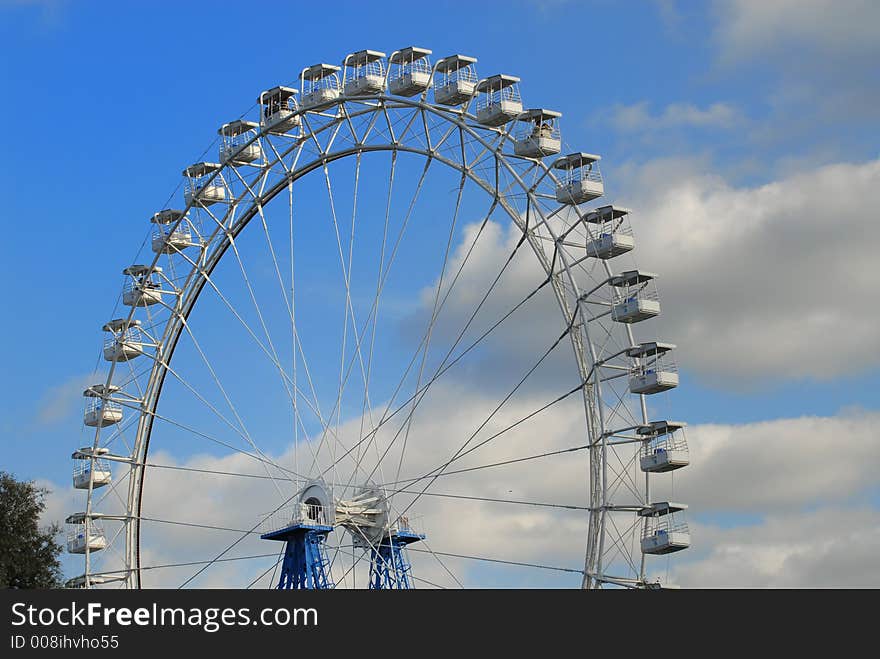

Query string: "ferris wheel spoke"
[[138, 515, 267, 536], [246, 550, 285, 589], [177, 491, 300, 588], [339, 152, 381, 479], [141, 339, 293, 482], [226, 233, 301, 407], [406, 547, 584, 579], [324, 220, 546, 487], [355, 149, 397, 480], [342, 190, 496, 486], [241, 173, 346, 479], [331, 542, 449, 590], [313, 153, 437, 482], [357, 231, 551, 488], [307, 156, 367, 484], [245, 184, 328, 477], [391, 170, 468, 491], [348, 163, 529, 486], [140, 458, 590, 512], [142, 404, 301, 481], [389, 317, 574, 525], [94, 552, 283, 582], [415, 537, 464, 589], [172, 248, 338, 445], [172, 311, 290, 496], [386, 380, 586, 493]]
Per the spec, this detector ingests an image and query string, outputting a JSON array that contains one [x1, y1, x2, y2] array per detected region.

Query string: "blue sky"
[[1, 0, 878, 587]]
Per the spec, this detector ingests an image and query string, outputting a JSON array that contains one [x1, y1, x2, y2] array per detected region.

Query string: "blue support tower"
[[369, 525, 425, 589], [261, 519, 334, 590]]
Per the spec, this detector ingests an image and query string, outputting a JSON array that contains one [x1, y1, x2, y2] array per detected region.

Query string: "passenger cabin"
[[66, 519, 107, 554], [475, 74, 522, 127], [584, 205, 634, 259], [258, 86, 300, 134], [300, 63, 342, 110], [639, 502, 690, 555], [514, 109, 562, 158], [150, 209, 193, 254], [627, 342, 679, 395], [183, 162, 225, 206], [122, 264, 164, 307], [219, 120, 262, 165], [638, 421, 689, 473], [343, 50, 386, 96], [72, 447, 112, 489], [388, 47, 432, 97], [610, 270, 661, 324], [433, 55, 478, 106], [554, 153, 604, 204], [102, 318, 145, 362], [83, 384, 123, 427]]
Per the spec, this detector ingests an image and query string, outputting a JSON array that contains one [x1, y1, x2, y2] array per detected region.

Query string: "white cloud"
[[406, 156, 880, 385], [617, 156, 880, 382], [50, 386, 880, 587], [34, 373, 97, 427], [658, 409, 880, 512], [609, 102, 742, 133], [670, 507, 880, 588], [711, 0, 880, 130], [715, 0, 880, 62]]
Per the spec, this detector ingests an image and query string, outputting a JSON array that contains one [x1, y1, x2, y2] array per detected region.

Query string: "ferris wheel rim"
[[75, 76, 670, 590], [131, 101, 598, 587]]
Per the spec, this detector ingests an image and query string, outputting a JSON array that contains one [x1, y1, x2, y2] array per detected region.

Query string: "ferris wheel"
[[67, 46, 691, 590]]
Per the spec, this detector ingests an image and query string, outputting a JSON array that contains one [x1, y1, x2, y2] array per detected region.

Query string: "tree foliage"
[[0, 471, 63, 588]]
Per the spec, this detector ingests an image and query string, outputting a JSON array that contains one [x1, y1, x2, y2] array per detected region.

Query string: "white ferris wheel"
[[68, 47, 691, 590]]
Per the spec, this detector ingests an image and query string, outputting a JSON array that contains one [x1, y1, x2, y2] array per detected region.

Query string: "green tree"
[[0, 471, 63, 588]]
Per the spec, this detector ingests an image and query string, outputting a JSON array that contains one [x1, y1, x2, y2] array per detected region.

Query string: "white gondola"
[[628, 342, 679, 395], [300, 63, 342, 110], [553, 153, 604, 204], [72, 447, 112, 489], [584, 205, 634, 259], [610, 270, 660, 324], [219, 120, 262, 165], [638, 421, 689, 473], [183, 162, 225, 206], [83, 384, 123, 427], [475, 74, 522, 127], [66, 520, 107, 554], [640, 502, 690, 555], [388, 47, 432, 97], [102, 318, 145, 362], [150, 208, 193, 254], [122, 264, 164, 307], [258, 86, 300, 134], [433, 54, 478, 106], [514, 109, 562, 158], [343, 50, 387, 96]]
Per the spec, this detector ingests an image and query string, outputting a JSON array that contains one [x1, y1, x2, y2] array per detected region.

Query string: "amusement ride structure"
[[67, 46, 690, 590]]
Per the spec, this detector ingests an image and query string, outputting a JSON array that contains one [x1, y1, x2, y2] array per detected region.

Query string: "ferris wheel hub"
[[334, 484, 391, 548]]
